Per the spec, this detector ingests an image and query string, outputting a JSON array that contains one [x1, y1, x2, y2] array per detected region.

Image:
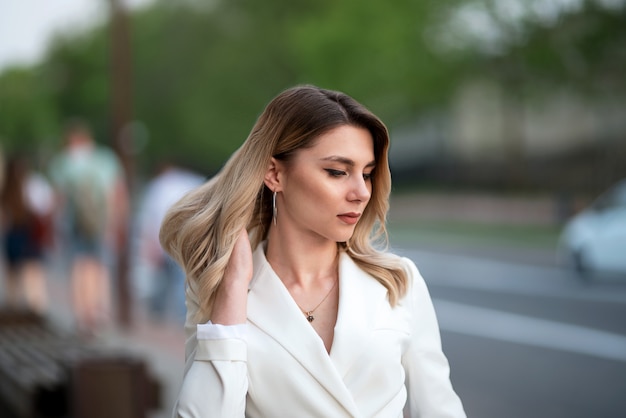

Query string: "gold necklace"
[[296, 278, 338, 322]]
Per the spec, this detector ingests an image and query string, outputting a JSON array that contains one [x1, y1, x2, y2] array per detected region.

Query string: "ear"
[[263, 157, 283, 192]]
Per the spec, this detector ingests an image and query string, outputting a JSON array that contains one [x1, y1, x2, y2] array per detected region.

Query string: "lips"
[[337, 212, 361, 225]]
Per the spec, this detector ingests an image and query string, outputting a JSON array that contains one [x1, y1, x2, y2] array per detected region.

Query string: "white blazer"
[[175, 244, 465, 418]]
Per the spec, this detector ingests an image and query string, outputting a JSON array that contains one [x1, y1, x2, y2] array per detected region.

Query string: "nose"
[[348, 175, 371, 203]]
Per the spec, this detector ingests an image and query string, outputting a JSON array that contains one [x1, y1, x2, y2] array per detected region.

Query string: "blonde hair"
[[160, 85, 408, 322]]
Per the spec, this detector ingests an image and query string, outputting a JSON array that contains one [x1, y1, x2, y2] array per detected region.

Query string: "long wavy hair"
[[160, 85, 408, 322]]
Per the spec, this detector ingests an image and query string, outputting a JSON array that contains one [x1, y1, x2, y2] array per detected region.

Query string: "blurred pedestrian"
[[49, 119, 128, 337], [0, 154, 54, 314], [0, 146, 5, 193], [161, 85, 465, 417], [134, 160, 205, 323]]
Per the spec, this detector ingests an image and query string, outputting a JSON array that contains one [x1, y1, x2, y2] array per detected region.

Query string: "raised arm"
[[175, 228, 253, 418]]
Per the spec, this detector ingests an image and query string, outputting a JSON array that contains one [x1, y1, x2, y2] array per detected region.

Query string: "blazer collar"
[[330, 251, 389, 377], [247, 244, 389, 416]]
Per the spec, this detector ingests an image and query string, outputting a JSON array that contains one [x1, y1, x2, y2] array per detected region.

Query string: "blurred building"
[[390, 78, 626, 195]]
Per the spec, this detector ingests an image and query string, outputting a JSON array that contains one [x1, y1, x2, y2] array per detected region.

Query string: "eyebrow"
[[320, 156, 376, 168]]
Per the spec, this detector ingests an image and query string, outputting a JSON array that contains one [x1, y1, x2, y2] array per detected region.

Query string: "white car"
[[558, 179, 626, 277]]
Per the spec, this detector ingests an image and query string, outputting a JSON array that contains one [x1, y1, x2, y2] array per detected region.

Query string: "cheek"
[[299, 183, 336, 208], [287, 174, 338, 212]]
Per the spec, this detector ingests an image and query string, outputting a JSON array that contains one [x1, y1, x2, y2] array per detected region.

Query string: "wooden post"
[[109, 0, 133, 328]]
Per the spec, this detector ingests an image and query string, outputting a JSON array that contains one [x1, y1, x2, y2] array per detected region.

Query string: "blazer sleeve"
[[173, 288, 248, 418], [400, 257, 466, 418]]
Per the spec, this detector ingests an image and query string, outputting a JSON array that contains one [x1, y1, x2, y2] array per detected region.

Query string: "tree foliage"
[[0, 0, 623, 176], [439, 0, 626, 93], [0, 67, 58, 152]]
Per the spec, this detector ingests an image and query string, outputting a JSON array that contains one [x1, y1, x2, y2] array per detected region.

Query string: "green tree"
[[289, 0, 466, 121], [42, 27, 112, 143], [0, 66, 58, 152], [1, 0, 469, 173]]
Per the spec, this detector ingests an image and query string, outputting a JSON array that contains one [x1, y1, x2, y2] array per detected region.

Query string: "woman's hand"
[[224, 227, 254, 287], [210, 228, 253, 325]]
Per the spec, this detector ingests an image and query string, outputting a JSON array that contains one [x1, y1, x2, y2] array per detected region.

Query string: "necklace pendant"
[[306, 313, 315, 322]]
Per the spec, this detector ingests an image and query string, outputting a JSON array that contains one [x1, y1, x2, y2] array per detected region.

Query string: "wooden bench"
[[0, 309, 160, 418]]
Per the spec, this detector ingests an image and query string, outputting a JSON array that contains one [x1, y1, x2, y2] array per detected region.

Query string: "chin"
[[333, 232, 355, 244], [323, 224, 356, 244]]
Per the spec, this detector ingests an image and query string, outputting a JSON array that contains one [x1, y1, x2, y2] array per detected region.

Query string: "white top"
[[175, 243, 466, 418], [197, 321, 247, 340]]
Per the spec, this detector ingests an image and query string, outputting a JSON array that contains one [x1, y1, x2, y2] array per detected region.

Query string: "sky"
[[0, 0, 153, 72]]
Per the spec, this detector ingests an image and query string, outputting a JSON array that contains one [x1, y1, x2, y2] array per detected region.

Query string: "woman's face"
[[275, 124, 375, 244]]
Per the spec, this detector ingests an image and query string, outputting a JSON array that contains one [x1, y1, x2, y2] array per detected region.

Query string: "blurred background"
[[0, 0, 625, 417]]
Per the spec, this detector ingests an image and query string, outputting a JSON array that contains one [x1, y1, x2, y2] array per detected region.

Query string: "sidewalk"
[[2, 260, 186, 418], [99, 312, 185, 418]]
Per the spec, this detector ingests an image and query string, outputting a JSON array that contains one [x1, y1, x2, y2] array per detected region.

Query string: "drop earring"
[[272, 191, 277, 225]]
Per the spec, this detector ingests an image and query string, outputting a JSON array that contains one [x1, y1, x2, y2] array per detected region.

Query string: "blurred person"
[[134, 161, 205, 323], [0, 146, 4, 293], [49, 119, 128, 336], [161, 85, 465, 417], [0, 146, 5, 192], [0, 154, 55, 314]]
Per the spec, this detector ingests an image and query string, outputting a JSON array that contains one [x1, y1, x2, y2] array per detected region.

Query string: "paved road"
[[398, 247, 626, 418]]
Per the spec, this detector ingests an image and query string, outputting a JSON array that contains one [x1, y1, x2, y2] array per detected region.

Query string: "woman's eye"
[[363, 172, 373, 181], [325, 169, 346, 177]]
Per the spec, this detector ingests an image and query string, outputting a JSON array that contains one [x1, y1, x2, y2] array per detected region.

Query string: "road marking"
[[402, 249, 626, 304], [434, 299, 626, 363]]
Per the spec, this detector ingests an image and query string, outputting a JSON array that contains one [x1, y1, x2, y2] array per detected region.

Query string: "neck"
[[265, 227, 339, 290]]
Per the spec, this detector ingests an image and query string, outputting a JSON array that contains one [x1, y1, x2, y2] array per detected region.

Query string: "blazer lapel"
[[330, 252, 389, 379], [247, 245, 361, 417]]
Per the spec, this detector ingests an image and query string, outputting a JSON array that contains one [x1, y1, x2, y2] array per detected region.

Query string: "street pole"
[[109, 0, 133, 328]]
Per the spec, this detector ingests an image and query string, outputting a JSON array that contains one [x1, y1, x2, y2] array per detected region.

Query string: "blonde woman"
[[161, 85, 465, 417]]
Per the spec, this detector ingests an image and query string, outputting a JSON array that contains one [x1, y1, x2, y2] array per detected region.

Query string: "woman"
[[161, 85, 466, 417], [1, 155, 52, 314]]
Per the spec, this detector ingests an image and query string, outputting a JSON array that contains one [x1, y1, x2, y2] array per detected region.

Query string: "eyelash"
[[325, 169, 346, 177], [325, 169, 374, 181]]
